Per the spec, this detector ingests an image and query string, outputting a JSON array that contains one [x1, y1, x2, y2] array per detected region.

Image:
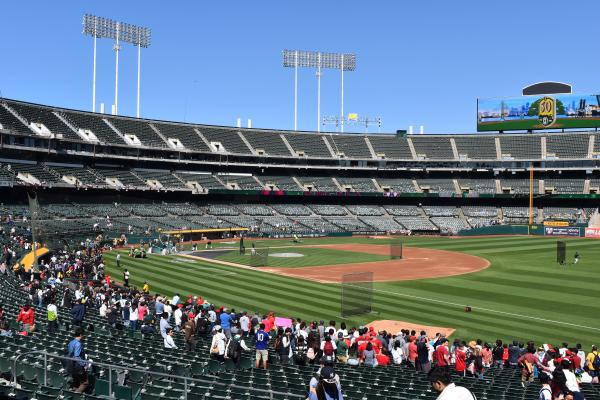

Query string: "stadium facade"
[[0, 97, 598, 240]]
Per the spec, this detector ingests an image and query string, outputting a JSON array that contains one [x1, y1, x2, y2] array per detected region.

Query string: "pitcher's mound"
[[366, 320, 455, 338]]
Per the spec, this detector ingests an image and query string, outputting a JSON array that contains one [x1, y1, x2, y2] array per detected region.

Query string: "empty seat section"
[[258, 176, 301, 190], [7, 163, 63, 184], [336, 177, 379, 192], [457, 179, 496, 193], [174, 172, 226, 190], [7, 102, 80, 140], [0, 103, 32, 135], [134, 170, 187, 190], [454, 136, 497, 159], [284, 133, 332, 158], [242, 130, 292, 156], [394, 216, 438, 231], [219, 175, 262, 190], [61, 111, 126, 144], [328, 135, 371, 158], [411, 136, 454, 159], [200, 127, 251, 154], [94, 169, 146, 188], [545, 133, 589, 159], [417, 179, 456, 193], [499, 135, 541, 159], [47, 166, 107, 187], [346, 205, 385, 216], [296, 177, 338, 192], [377, 179, 416, 193], [368, 136, 413, 159], [152, 122, 211, 151], [543, 179, 584, 193], [110, 118, 167, 148]]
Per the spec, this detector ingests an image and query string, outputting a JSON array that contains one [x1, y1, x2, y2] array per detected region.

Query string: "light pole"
[[83, 15, 151, 116], [283, 50, 356, 132]]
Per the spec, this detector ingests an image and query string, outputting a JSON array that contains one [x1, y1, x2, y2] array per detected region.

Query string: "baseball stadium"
[[1, 3, 600, 400]]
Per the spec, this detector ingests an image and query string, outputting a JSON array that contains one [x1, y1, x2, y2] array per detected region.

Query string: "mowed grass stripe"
[[106, 252, 339, 295], [104, 255, 345, 315]]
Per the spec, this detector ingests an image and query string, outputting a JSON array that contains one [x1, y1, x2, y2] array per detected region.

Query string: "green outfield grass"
[[215, 245, 390, 268], [104, 235, 600, 348]]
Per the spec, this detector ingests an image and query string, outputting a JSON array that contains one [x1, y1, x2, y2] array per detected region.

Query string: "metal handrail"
[[11, 350, 305, 399]]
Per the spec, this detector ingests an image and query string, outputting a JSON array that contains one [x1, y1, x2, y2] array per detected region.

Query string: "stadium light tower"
[[283, 50, 356, 132], [83, 15, 151, 116]]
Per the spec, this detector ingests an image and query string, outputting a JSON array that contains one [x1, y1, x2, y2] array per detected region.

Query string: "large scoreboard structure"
[[477, 82, 600, 132]]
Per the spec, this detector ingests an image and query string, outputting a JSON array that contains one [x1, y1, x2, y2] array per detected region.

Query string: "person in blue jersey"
[[255, 323, 270, 369]]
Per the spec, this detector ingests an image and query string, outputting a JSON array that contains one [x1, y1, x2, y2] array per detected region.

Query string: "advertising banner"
[[544, 227, 580, 237], [584, 227, 600, 238], [477, 93, 600, 131], [543, 221, 569, 227]]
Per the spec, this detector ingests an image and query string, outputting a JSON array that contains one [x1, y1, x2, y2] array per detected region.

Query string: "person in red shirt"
[[408, 338, 418, 368], [455, 342, 467, 376], [376, 352, 390, 366], [16, 304, 35, 332], [518, 347, 543, 385], [434, 338, 450, 369]]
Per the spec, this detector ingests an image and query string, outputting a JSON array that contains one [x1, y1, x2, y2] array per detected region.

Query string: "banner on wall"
[[544, 227, 580, 237], [543, 221, 570, 227], [584, 227, 600, 238]]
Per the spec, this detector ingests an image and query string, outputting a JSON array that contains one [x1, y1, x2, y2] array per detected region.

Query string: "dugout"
[[160, 227, 249, 241]]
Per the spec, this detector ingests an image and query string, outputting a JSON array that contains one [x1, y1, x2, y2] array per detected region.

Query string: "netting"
[[390, 240, 403, 260], [249, 247, 269, 267], [557, 241, 566, 264], [341, 272, 374, 318]]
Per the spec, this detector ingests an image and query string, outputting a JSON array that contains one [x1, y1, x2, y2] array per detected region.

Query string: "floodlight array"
[[83, 14, 151, 47], [283, 50, 356, 71]]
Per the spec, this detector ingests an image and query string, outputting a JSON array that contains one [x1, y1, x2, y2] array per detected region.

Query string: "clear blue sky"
[[1, 1, 598, 134]]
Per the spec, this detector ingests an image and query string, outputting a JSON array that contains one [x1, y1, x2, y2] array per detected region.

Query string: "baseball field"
[[103, 235, 600, 348]]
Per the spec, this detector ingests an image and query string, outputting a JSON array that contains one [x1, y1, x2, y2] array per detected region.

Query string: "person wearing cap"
[[335, 332, 348, 364], [428, 366, 476, 400], [210, 325, 226, 361], [307, 365, 343, 400]]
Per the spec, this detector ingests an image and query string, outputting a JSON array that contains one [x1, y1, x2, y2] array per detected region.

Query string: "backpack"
[[225, 339, 241, 359], [592, 352, 600, 370], [323, 341, 334, 356], [274, 337, 283, 352]]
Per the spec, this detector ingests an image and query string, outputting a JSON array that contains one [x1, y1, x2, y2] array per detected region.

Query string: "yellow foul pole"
[[528, 164, 534, 225]]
